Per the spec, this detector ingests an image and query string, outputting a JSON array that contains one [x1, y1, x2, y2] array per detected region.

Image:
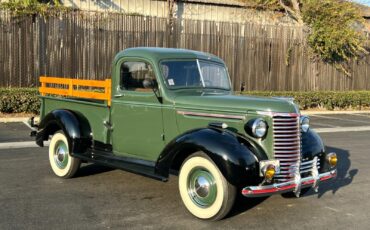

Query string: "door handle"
[[114, 94, 124, 98]]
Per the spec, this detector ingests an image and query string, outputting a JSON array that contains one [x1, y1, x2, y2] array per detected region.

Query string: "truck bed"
[[38, 77, 112, 144], [40, 96, 111, 144]]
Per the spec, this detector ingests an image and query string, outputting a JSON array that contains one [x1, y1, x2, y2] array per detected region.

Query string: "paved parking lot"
[[0, 113, 369, 229]]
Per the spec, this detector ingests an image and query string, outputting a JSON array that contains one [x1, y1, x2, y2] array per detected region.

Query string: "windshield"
[[160, 60, 231, 90]]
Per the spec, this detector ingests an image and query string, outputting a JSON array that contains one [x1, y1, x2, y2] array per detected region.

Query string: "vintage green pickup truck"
[[31, 47, 337, 220]]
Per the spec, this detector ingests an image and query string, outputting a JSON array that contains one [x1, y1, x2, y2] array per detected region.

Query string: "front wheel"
[[179, 152, 236, 220], [49, 131, 80, 178]]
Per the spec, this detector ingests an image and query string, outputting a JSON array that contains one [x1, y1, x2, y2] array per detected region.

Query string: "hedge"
[[0, 88, 369, 114], [241, 91, 370, 110], [0, 88, 40, 114]]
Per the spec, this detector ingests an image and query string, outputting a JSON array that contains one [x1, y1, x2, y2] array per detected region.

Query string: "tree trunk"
[[279, 0, 304, 24]]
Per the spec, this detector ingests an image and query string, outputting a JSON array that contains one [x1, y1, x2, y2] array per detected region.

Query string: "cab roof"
[[114, 47, 224, 64]]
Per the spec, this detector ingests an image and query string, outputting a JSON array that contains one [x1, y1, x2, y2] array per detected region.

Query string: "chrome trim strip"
[[279, 165, 320, 172], [273, 122, 299, 126], [312, 156, 320, 192], [257, 111, 300, 117], [301, 159, 316, 165], [274, 138, 300, 141], [274, 130, 300, 134], [274, 155, 300, 159], [177, 110, 245, 120], [274, 146, 300, 150], [274, 126, 299, 130], [300, 168, 320, 174], [272, 113, 302, 185], [274, 149, 300, 153], [301, 165, 320, 170], [274, 142, 300, 146], [274, 134, 300, 138]]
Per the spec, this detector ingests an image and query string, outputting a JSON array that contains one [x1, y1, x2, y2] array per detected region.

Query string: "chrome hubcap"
[[195, 176, 210, 197], [53, 140, 68, 169], [187, 167, 217, 208]]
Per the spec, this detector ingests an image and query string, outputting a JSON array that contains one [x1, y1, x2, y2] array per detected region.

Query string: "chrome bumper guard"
[[241, 169, 337, 197]]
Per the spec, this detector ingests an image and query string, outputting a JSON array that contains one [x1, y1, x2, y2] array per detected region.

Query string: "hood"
[[173, 91, 298, 114]]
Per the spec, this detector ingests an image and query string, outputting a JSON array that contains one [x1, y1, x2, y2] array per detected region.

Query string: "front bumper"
[[242, 169, 337, 197]]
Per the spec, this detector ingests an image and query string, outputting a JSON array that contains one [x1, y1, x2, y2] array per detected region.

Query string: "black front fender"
[[36, 110, 92, 154], [155, 128, 268, 186], [302, 129, 325, 159], [302, 129, 333, 172]]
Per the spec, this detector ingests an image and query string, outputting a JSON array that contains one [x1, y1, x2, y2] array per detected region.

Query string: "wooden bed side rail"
[[39, 76, 112, 106]]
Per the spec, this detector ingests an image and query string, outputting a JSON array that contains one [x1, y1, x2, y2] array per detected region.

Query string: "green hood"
[[173, 91, 298, 114]]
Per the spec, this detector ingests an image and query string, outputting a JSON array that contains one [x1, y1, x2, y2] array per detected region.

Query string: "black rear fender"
[[36, 109, 92, 154]]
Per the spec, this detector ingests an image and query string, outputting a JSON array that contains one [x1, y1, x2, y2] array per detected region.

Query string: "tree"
[[303, 0, 368, 76], [239, 0, 369, 76], [280, 0, 303, 23], [0, 0, 67, 16]]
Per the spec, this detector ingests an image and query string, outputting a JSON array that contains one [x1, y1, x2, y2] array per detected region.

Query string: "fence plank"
[[0, 10, 369, 91]]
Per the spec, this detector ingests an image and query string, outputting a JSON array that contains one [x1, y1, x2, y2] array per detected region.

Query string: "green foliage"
[[1, 88, 369, 113], [303, 0, 368, 76], [241, 91, 370, 110], [0, 0, 71, 16], [237, 0, 369, 76], [0, 88, 40, 114], [236, 0, 280, 10]]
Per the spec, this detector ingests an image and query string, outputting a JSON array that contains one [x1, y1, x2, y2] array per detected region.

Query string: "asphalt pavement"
[[0, 113, 369, 229]]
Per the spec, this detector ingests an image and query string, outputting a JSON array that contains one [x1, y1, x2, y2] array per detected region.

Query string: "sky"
[[351, 0, 370, 6]]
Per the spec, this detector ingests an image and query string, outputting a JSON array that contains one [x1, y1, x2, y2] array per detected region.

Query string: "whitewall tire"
[[49, 131, 80, 178], [179, 152, 236, 220]]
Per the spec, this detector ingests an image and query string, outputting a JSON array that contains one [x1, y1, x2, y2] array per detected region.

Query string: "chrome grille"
[[272, 114, 301, 182]]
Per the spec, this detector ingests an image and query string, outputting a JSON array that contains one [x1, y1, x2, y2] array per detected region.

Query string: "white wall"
[[60, 0, 294, 25]]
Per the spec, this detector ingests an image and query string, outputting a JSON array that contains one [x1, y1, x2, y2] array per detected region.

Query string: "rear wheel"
[[49, 131, 80, 178], [179, 152, 236, 220]]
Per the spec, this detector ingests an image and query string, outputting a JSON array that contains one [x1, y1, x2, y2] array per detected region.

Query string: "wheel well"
[[43, 122, 62, 140], [170, 146, 200, 173]]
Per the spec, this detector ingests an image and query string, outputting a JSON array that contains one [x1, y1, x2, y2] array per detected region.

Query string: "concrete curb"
[[0, 116, 39, 123], [0, 117, 31, 123], [315, 126, 370, 133], [0, 141, 49, 150], [302, 110, 370, 115]]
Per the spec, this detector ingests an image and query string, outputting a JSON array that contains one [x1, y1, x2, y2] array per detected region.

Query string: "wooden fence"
[[0, 10, 369, 91]]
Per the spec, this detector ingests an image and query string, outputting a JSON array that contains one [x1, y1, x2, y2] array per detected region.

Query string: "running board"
[[73, 149, 168, 182]]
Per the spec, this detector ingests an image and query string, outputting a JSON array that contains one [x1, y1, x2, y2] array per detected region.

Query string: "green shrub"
[[303, 0, 368, 76], [0, 0, 71, 17], [0, 88, 40, 114], [238, 0, 369, 76], [240, 91, 370, 110], [1, 88, 369, 114]]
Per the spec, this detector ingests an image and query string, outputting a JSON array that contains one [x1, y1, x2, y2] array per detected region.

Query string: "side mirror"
[[143, 78, 162, 103], [143, 79, 157, 89]]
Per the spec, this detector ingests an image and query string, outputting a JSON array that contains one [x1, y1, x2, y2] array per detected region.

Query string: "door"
[[111, 59, 164, 161]]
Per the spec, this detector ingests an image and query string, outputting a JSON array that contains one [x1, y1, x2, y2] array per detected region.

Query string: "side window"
[[120, 61, 156, 91]]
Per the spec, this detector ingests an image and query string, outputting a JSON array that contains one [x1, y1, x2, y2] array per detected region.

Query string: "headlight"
[[300, 116, 310, 132], [251, 118, 268, 138]]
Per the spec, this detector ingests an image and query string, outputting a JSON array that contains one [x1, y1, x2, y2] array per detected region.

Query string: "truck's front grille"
[[272, 114, 301, 182]]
